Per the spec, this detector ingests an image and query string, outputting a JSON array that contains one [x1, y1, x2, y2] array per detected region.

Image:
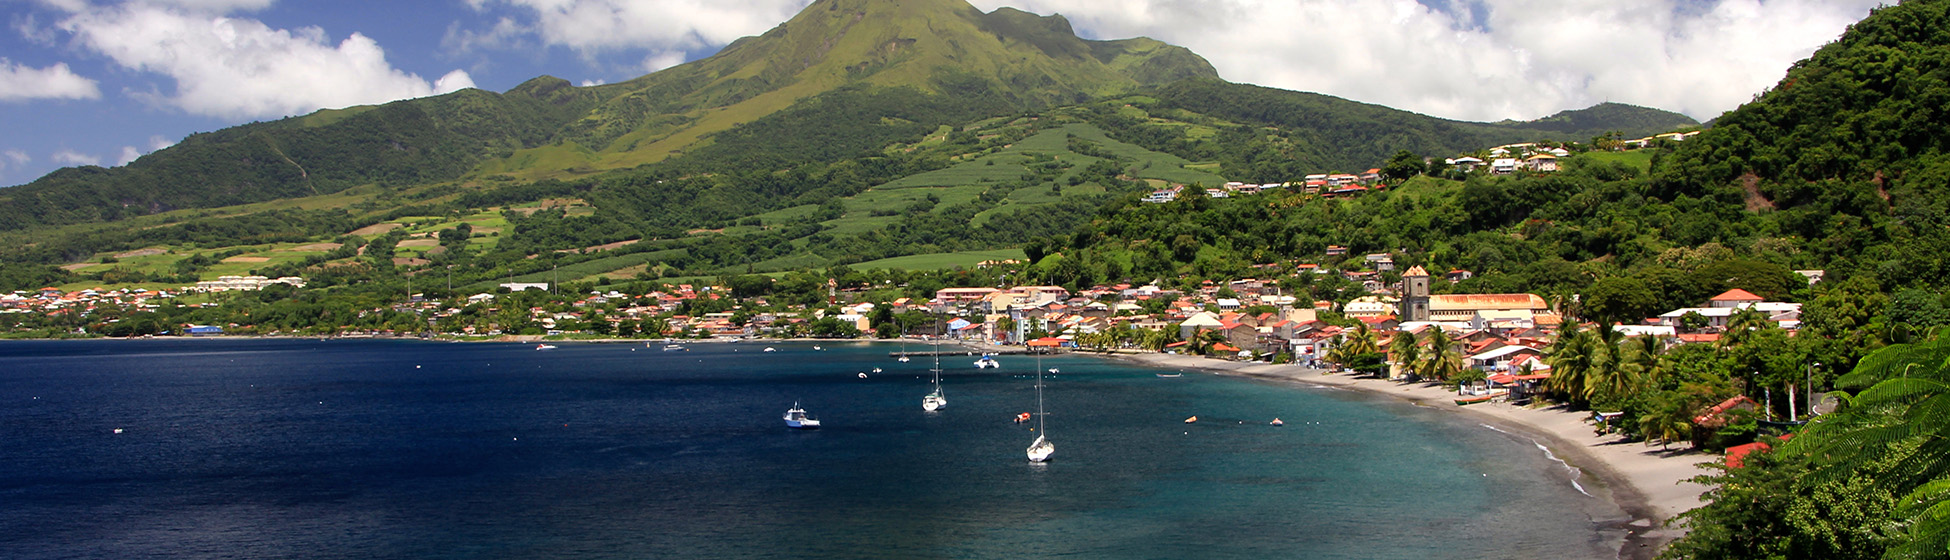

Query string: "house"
[[1709, 289, 1764, 308], [1490, 158, 1519, 175], [1179, 311, 1226, 339], [1445, 269, 1474, 282], [1468, 345, 1546, 373], [1343, 295, 1398, 318], [1325, 245, 1349, 257], [1524, 153, 1558, 172], [934, 287, 1000, 303], [1448, 157, 1484, 172]]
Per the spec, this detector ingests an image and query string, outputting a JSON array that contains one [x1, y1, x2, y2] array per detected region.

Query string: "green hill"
[[0, 0, 1214, 232]]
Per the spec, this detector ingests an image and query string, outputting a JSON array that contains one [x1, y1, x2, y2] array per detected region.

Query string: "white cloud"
[[51, 3, 477, 120], [967, 0, 1883, 121], [115, 135, 177, 166], [0, 149, 29, 172], [0, 58, 102, 101], [580, 78, 607, 87], [457, 0, 811, 57], [52, 149, 102, 166]]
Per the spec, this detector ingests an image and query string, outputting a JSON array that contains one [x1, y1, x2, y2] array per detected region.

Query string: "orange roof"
[[1711, 289, 1764, 301]]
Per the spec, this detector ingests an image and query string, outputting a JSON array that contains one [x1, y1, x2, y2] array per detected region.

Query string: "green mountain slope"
[[1652, 0, 1950, 285], [1096, 80, 1697, 181], [0, 0, 1214, 232]]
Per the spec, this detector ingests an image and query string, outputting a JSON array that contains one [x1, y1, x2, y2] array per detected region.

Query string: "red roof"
[[1725, 434, 1791, 468], [1711, 289, 1764, 302], [1694, 395, 1758, 426]]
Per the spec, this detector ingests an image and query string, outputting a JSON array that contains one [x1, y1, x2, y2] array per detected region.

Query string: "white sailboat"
[[1026, 353, 1054, 462], [923, 337, 947, 411], [898, 335, 911, 363]]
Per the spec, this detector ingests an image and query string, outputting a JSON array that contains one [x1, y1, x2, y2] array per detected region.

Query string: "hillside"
[[0, 0, 1215, 232]]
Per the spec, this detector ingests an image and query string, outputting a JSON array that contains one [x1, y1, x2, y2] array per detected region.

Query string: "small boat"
[[858, 372, 868, 379], [898, 356, 911, 363], [813, 346, 823, 351], [1270, 418, 1284, 426], [1026, 352, 1054, 463], [1184, 416, 1198, 424], [662, 344, 686, 351], [784, 403, 820, 429], [1454, 394, 1495, 405], [974, 354, 1000, 369], [1015, 412, 1032, 423], [535, 344, 557, 351], [923, 338, 948, 411], [764, 347, 777, 353], [1156, 373, 1182, 378], [871, 368, 882, 373]]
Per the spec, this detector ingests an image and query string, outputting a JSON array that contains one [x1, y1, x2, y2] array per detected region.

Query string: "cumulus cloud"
[[50, 2, 477, 120], [0, 58, 101, 101], [456, 0, 810, 58], [115, 135, 177, 166], [0, 149, 29, 171], [968, 0, 1882, 121], [52, 149, 102, 166]]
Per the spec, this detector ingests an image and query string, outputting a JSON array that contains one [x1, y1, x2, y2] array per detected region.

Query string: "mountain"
[[0, 0, 1214, 232], [0, 0, 1699, 239], [1089, 80, 1695, 182]]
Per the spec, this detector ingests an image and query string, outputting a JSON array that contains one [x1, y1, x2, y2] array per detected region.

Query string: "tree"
[[1583, 277, 1659, 325], [1381, 150, 1424, 183], [1546, 322, 1601, 405], [1417, 327, 1464, 381], [1390, 330, 1422, 380]]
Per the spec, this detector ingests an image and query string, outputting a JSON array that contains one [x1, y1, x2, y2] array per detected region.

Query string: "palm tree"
[[1341, 321, 1381, 357], [1547, 322, 1600, 404], [1419, 327, 1465, 382], [1390, 330, 1422, 381]]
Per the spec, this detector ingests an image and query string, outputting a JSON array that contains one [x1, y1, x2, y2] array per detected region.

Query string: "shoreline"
[[1089, 351, 1708, 560]]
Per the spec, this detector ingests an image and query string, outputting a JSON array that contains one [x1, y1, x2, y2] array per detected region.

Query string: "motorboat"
[[1270, 418, 1285, 426], [662, 344, 686, 351], [535, 344, 557, 351], [784, 403, 820, 429], [1015, 412, 1032, 423], [974, 354, 1000, 369]]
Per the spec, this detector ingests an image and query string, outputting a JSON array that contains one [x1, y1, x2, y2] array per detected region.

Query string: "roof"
[[1428, 293, 1549, 311], [1403, 265, 1429, 277], [1694, 396, 1758, 427], [1711, 289, 1764, 302], [1470, 345, 1541, 361]]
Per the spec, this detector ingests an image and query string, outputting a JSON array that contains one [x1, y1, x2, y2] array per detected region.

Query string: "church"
[[1397, 266, 1556, 326]]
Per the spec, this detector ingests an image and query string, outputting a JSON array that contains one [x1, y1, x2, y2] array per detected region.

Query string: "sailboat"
[[1026, 353, 1054, 462], [898, 334, 911, 363], [923, 337, 947, 411]]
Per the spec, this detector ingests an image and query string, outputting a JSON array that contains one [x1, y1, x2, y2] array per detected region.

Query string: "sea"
[[0, 339, 1627, 559]]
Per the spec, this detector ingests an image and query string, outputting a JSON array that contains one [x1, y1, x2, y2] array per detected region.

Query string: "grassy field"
[[850, 249, 1026, 271], [1576, 150, 1657, 174]]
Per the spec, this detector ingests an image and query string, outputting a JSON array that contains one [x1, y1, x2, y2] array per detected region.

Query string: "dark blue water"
[[0, 339, 1623, 559]]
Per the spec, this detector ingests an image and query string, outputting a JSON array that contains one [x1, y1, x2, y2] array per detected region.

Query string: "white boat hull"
[[1027, 435, 1054, 462]]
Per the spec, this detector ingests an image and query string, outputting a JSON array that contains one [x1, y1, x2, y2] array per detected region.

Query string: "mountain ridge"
[[0, 0, 1691, 234]]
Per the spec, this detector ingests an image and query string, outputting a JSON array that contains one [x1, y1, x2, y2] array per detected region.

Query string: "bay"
[[0, 339, 1623, 559]]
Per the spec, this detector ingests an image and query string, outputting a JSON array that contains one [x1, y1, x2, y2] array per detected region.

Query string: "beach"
[[1102, 351, 1710, 560]]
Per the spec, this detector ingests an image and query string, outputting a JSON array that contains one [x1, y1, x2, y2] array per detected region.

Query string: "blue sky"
[[0, 0, 1883, 187]]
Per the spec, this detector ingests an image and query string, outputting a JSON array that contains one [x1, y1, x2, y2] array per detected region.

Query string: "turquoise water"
[[0, 339, 1623, 558]]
